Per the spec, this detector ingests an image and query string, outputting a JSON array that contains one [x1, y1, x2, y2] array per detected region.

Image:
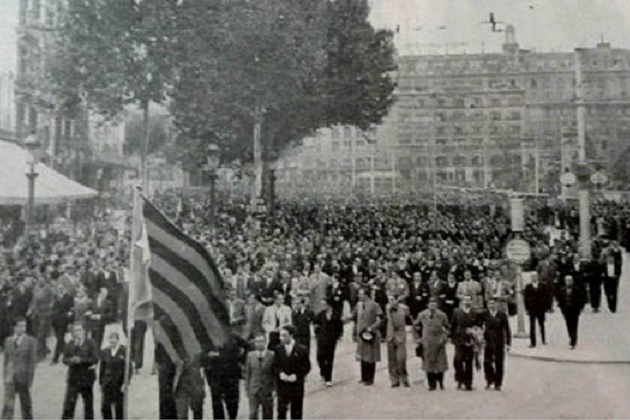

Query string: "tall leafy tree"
[[168, 0, 396, 202], [49, 0, 180, 185]]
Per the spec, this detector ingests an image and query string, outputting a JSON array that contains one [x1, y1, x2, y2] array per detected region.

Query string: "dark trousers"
[[248, 392, 273, 420], [2, 380, 33, 420], [483, 345, 505, 387], [589, 277, 603, 310], [426, 372, 444, 390], [53, 323, 68, 362], [295, 335, 310, 356], [454, 345, 474, 389], [131, 321, 147, 370], [316, 339, 337, 382], [360, 361, 376, 384], [33, 316, 51, 360], [528, 313, 546, 346], [268, 332, 280, 350], [158, 363, 177, 420], [277, 390, 304, 420], [208, 377, 240, 420], [604, 276, 620, 313], [101, 387, 124, 419], [562, 309, 581, 347], [92, 325, 106, 351], [62, 382, 94, 419]]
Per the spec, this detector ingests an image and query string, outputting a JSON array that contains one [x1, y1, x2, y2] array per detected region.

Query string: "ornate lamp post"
[[205, 143, 220, 228], [24, 131, 41, 238]]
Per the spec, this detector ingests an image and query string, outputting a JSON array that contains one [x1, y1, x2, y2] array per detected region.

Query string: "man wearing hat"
[[349, 288, 383, 386]]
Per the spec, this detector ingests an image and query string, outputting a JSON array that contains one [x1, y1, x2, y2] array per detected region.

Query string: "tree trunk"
[[141, 101, 150, 193], [250, 102, 264, 212]]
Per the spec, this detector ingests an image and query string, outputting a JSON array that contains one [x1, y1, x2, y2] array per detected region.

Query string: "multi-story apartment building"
[[15, 0, 130, 189], [0, 72, 16, 136], [281, 25, 630, 195]]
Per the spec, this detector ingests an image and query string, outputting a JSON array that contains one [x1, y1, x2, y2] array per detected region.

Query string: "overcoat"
[[353, 299, 382, 363], [415, 309, 450, 373]]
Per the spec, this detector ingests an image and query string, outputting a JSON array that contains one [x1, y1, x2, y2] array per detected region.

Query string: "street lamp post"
[[24, 132, 41, 239], [205, 144, 220, 229]]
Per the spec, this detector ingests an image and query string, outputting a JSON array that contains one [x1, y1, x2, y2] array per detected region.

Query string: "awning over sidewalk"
[[0, 139, 98, 205]]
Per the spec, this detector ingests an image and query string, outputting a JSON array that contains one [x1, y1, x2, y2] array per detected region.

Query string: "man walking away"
[[2, 317, 37, 420], [481, 298, 511, 391]]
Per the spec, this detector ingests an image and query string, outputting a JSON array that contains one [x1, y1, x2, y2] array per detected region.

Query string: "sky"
[[2, 0, 630, 74]]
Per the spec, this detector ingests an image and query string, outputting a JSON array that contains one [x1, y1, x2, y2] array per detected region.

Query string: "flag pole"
[[123, 185, 141, 420]]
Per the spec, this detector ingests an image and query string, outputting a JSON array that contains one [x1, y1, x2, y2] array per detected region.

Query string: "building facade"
[[281, 25, 630, 196]]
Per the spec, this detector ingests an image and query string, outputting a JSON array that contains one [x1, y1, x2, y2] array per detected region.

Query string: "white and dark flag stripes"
[[129, 195, 230, 364]]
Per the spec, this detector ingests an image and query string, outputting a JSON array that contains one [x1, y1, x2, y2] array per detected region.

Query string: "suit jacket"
[[244, 349, 275, 398], [481, 310, 511, 348], [262, 304, 293, 335], [292, 308, 313, 342], [524, 283, 550, 315], [228, 298, 247, 334], [274, 342, 311, 396], [244, 302, 266, 340], [555, 285, 586, 313], [326, 283, 346, 317], [91, 297, 116, 331], [63, 338, 99, 386], [3, 334, 37, 387], [99, 345, 126, 390], [313, 310, 343, 344], [450, 308, 480, 347], [385, 303, 410, 344]]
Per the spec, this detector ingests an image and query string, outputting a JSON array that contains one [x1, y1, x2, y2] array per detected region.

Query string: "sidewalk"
[[510, 252, 630, 364]]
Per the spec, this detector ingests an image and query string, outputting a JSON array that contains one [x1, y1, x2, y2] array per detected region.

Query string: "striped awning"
[[0, 139, 98, 205]]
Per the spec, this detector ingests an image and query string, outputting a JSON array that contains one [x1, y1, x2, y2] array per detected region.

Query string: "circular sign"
[[590, 172, 608, 185], [506, 239, 531, 265], [560, 172, 576, 186]]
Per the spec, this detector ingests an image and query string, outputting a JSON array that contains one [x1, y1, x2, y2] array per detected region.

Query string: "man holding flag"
[[126, 187, 231, 419]]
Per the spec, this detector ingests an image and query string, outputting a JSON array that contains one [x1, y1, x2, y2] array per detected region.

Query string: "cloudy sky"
[[2, 0, 630, 74]]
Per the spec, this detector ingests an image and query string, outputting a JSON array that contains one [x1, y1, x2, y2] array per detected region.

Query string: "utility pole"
[[534, 137, 540, 194], [575, 49, 592, 260]]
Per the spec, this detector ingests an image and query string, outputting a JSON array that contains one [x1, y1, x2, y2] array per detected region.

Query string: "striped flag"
[[128, 193, 230, 364]]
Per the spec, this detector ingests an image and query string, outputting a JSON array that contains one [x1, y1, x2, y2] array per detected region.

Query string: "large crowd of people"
[[0, 190, 628, 419]]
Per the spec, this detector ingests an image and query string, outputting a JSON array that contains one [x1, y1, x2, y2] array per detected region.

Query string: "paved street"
[[5, 254, 630, 419]]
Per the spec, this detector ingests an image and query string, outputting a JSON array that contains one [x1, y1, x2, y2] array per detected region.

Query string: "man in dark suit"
[[451, 296, 479, 391], [89, 287, 116, 349], [62, 322, 99, 419], [51, 283, 74, 365], [556, 275, 587, 349], [326, 275, 346, 319], [313, 299, 343, 387], [204, 333, 249, 419], [292, 298, 313, 355], [99, 332, 126, 419], [481, 298, 511, 391], [602, 242, 623, 313], [523, 273, 550, 348], [274, 325, 311, 420], [2, 317, 37, 420], [244, 334, 276, 419]]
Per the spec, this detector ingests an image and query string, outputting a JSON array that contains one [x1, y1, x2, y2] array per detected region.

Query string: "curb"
[[508, 351, 630, 365]]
